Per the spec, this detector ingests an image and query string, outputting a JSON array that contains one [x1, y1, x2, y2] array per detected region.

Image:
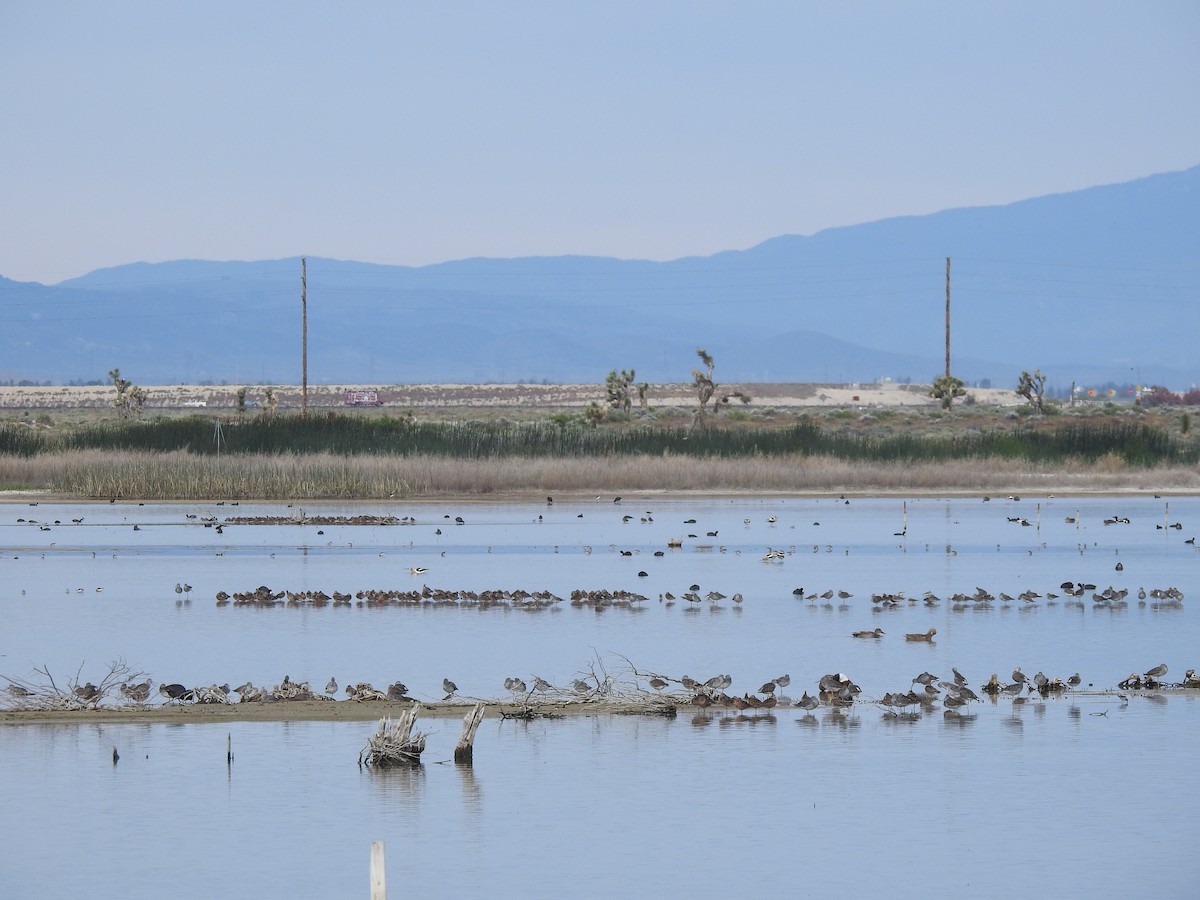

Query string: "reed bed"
[[3, 416, 1196, 464], [0, 448, 1197, 499]]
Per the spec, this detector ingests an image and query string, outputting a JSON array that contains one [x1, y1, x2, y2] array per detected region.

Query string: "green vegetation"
[[929, 374, 966, 410], [1, 413, 1195, 467]]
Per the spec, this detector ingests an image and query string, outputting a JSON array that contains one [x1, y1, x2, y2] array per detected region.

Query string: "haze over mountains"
[[2, 165, 1197, 391]]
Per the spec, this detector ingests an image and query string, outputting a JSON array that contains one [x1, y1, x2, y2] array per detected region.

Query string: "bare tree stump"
[[454, 703, 486, 764]]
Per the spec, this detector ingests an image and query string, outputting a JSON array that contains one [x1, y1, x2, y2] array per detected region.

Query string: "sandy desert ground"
[[0, 380, 1023, 412]]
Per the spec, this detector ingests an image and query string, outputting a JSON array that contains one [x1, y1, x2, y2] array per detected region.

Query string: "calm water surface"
[[1, 495, 1197, 898]]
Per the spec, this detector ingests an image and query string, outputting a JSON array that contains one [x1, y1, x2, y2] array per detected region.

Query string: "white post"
[[370, 841, 386, 900]]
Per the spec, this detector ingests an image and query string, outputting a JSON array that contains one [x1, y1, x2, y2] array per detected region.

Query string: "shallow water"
[[1, 495, 1197, 897]]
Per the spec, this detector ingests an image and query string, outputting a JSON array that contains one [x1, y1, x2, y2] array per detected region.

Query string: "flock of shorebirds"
[[22, 663, 1194, 716], [205, 580, 1186, 615]]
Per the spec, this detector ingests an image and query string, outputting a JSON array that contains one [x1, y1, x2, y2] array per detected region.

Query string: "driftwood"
[[1, 660, 148, 711], [360, 706, 427, 767]]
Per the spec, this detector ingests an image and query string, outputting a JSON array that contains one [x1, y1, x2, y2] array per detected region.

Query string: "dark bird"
[[442, 678, 458, 699], [853, 628, 885, 638], [159, 683, 191, 703]]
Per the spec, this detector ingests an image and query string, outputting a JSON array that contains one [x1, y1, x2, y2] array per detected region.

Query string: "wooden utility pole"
[[301, 256, 308, 417], [944, 256, 951, 377]]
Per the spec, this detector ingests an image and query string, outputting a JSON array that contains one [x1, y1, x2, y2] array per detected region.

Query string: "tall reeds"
[[1, 414, 1196, 498], [0, 448, 1196, 499], [5, 415, 1197, 464]]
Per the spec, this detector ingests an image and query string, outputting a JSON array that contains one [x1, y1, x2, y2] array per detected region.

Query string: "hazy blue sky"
[[2, 2, 1197, 284]]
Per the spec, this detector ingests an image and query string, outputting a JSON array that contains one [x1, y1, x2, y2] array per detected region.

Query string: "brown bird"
[[1143, 663, 1168, 680], [905, 628, 937, 642], [852, 628, 885, 638]]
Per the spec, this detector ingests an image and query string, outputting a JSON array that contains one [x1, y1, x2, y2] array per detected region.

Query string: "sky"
[[1, 1, 1197, 285]]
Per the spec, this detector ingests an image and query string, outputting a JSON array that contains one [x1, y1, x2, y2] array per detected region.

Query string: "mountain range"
[[2, 164, 1198, 391]]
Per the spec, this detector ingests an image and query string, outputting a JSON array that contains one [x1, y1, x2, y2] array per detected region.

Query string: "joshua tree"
[[263, 387, 278, 417], [236, 387, 249, 416], [635, 381, 650, 409], [929, 374, 966, 410], [692, 348, 750, 428], [109, 368, 147, 418], [605, 369, 637, 413], [1016, 369, 1048, 414]]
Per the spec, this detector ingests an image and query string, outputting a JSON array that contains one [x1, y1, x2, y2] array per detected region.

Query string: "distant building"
[[344, 389, 383, 407]]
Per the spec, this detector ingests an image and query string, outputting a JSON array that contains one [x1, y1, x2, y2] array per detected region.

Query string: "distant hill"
[[2, 165, 1197, 390]]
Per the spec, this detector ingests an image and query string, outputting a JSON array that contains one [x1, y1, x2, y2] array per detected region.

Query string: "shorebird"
[[386, 682, 410, 701], [649, 677, 668, 691], [73, 682, 101, 703], [795, 692, 819, 712], [1012, 667, 1028, 685], [1143, 663, 1168, 680], [905, 628, 937, 642], [120, 680, 152, 703], [774, 674, 791, 691], [442, 678, 458, 700], [1067, 673, 1082, 688], [325, 677, 338, 696], [852, 628, 885, 638], [159, 683, 191, 703]]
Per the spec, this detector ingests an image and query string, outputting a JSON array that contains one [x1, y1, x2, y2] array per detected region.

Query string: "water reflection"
[[364, 761, 427, 801]]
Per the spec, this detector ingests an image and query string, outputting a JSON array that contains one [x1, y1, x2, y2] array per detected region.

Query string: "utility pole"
[[301, 256, 308, 417], [944, 256, 951, 377]]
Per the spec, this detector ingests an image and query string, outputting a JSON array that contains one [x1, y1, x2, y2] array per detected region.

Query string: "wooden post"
[[454, 703, 486, 764], [370, 841, 386, 900], [301, 257, 308, 418], [227, 733, 233, 765], [944, 257, 951, 377]]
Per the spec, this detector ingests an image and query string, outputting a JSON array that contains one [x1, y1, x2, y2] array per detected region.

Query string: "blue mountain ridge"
[[2, 165, 1197, 389]]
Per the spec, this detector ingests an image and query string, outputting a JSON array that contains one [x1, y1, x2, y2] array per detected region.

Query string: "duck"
[[852, 627, 885, 638], [905, 628, 937, 642]]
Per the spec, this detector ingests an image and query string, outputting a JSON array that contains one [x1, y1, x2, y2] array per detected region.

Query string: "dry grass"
[[1, 449, 1197, 499]]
